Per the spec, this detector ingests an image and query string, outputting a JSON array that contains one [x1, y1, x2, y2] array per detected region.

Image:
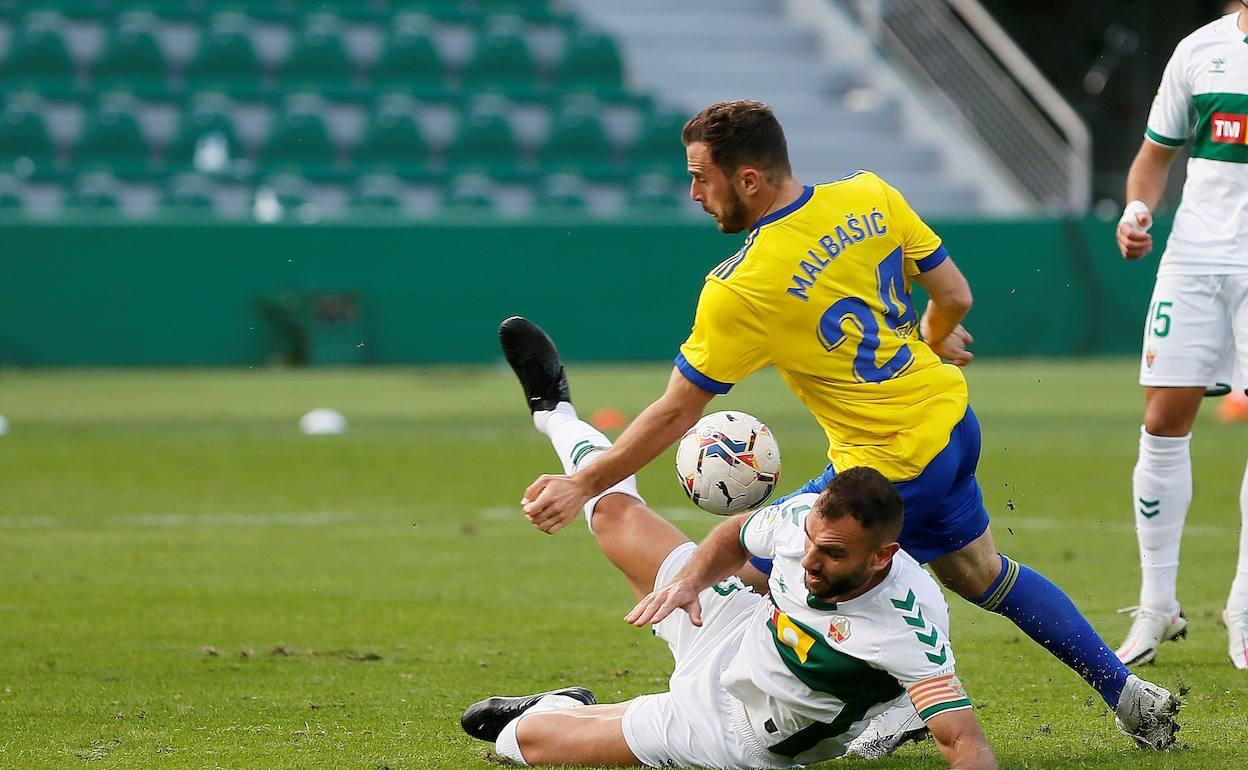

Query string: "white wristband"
[[1119, 200, 1151, 232]]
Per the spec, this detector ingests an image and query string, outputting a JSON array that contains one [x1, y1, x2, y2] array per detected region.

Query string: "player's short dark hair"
[[681, 100, 792, 183], [812, 467, 903, 544]]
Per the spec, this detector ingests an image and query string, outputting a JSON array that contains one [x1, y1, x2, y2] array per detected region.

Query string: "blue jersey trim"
[[751, 185, 813, 231], [716, 255, 744, 280], [674, 353, 733, 394], [714, 231, 759, 280], [915, 244, 949, 272], [714, 252, 745, 280]]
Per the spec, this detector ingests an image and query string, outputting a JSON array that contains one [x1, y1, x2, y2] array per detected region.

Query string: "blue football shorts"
[[747, 406, 991, 571]]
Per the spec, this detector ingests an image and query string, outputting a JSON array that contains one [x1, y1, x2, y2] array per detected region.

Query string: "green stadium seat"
[[0, 175, 23, 211], [555, 30, 623, 88], [354, 97, 427, 169], [266, 172, 310, 211], [162, 173, 215, 212], [259, 96, 337, 172], [0, 99, 56, 169], [450, 0, 560, 27], [66, 172, 121, 210], [248, 173, 314, 222], [164, 95, 242, 170], [352, 172, 404, 211], [444, 172, 495, 212], [460, 17, 537, 88], [630, 109, 688, 166], [541, 103, 612, 165], [75, 95, 151, 168], [4, 13, 75, 82], [300, 0, 387, 22], [443, 98, 518, 167], [282, 13, 353, 85], [371, 14, 444, 86], [93, 12, 169, 87], [629, 171, 686, 211], [185, 13, 263, 83], [536, 172, 588, 212]]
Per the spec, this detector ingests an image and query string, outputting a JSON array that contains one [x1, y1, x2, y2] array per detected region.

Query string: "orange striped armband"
[[907, 673, 973, 721]]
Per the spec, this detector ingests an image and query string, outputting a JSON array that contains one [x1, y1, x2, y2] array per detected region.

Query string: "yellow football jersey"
[[677, 171, 969, 481]]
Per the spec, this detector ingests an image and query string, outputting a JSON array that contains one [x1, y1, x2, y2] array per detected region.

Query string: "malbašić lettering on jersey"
[[675, 171, 968, 481]]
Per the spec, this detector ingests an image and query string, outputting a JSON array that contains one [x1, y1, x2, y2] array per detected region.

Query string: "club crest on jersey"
[[1211, 57, 1226, 74], [1146, 346, 1156, 369], [828, 615, 852, 643]]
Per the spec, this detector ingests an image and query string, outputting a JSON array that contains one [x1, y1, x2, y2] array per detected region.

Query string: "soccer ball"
[[675, 411, 781, 515]]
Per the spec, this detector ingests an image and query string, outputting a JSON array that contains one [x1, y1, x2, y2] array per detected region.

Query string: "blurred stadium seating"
[[0, 0, 690, 220]]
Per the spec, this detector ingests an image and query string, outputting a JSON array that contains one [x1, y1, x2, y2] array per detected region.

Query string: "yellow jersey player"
[[520, 100, 1178, 750]]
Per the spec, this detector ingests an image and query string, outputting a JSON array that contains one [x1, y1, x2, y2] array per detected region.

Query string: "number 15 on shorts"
[[1148, 300, 1173, 338]]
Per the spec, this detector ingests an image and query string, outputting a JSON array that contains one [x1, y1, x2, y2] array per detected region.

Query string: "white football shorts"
[[1139, 273, 1248, 388], [621, 543, 793, 769]]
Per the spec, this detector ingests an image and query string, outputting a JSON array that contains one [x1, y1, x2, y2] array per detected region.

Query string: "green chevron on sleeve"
[[925, 645, 949, 665]]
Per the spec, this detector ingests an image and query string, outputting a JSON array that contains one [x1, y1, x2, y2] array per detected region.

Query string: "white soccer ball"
[[675, 411, 781, 515]]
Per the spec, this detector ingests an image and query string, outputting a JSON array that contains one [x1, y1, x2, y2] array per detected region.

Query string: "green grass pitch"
[[1, 360, 1245, 769]]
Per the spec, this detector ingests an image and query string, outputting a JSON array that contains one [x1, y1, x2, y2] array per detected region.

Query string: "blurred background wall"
[[0, 0, 1218, 366]]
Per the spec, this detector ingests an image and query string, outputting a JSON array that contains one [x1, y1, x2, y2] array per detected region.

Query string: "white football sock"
[[533, 400, 578, 435], [1133, 429, 1192, 615], [530, 693, 585, 712], [1226, 455, 1248, 615], [535, 402, 643, 533], [492, 694, 586, 766], [494, 717, 528, 765]]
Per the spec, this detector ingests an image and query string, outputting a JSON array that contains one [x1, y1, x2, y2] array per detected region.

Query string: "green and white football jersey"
[[721, 494, 971, 765], [1147, 11, 1248, 274]]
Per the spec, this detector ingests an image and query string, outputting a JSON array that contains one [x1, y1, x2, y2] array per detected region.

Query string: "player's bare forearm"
[[671, 514, 750, 590], [946, 736, 997, 770], [921, 300, 968, 348], [915, 259, 973, 365], [1117, 142, 1180, 261], [1125, 141, 1181, 210], [579, 368, 713, 495], [915, 259, 971, 345], [626, 514, 748, 627], [928, 710, 997, 770], [522, 369, 713, 533]]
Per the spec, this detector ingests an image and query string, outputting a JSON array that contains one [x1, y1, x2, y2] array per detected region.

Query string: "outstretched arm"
[[625, 513, 750, 628], [522, 367, 714, 533], [926, 708, 997, 770]]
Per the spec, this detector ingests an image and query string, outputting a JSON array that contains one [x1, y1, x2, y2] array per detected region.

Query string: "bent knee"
[[936, 553, 1003, 600], [1142, 389, 1202, 436], [515, 713, 558, 763], [587, 492, 639, 531], [515, 710, 636, 767], [1141, 414, 1195, 437]]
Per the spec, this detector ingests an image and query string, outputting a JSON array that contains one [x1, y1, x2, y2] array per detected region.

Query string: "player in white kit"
[[460, 318, 998, 768], [1115, 3, 1248, 668]]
